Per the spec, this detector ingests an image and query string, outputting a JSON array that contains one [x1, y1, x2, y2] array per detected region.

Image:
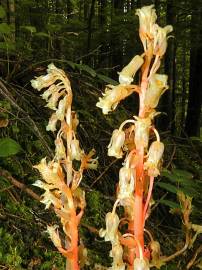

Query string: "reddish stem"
[[143, 176, 154, 225]]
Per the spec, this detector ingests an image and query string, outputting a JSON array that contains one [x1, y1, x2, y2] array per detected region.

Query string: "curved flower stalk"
[[31, 64, 97, 270], [98, 5, 173, 270]]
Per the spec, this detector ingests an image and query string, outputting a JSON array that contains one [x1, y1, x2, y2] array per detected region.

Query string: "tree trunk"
[[161, 0, 176, 132], [185, 2, 202, 136]]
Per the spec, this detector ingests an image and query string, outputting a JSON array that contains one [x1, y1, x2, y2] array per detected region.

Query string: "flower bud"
[[108, 129, 125, 159], [119, 55, 144, 85]]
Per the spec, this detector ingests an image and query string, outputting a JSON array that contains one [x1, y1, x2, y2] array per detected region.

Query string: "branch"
[[0, 168, 41, 201]]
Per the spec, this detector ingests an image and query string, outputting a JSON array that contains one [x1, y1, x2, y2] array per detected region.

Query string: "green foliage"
[[0, 138, 22, 157]]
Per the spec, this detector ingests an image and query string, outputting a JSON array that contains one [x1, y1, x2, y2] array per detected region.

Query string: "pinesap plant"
[[30, 5, 202, 270], [31, 64, 98, 270], [97, 4, 172, 270]]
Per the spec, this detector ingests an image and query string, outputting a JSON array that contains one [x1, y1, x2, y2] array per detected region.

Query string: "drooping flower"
[[152, 24, 173, 57], [33, 158, 63, 185], [41, 190, 62, 209], [118, 166, 135, 200], [144, 74, 168, 109], [134, 116, 152, 148], [110, 242, 126, 270], [31, 73, 56, 91], [56, 96, 67, 121], [144, 141, 164, 177], [99, 212, 120, 242], [46, 113, 58, 132], [108, 129, 125, 159], [70, 139, 82, 161], [46, 225, 62, 248], [96, 85, 133, 114], [55, 138, 66, 160], [136, 5, 157, 50], [118, 55, 144, 85]]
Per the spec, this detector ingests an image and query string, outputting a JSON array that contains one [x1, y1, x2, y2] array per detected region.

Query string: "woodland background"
[[0, 0, 201, 269]]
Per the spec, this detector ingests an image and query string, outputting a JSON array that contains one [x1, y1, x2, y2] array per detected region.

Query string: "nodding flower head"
[[119, 55, 144, 85], [96, 84, 133, 114], [144, 73, 168, 109], [152, 24, 173, 57], [118, 166, 135, 200], [70, 139, 83, 161], [110, 243, 126, 270], [136, 5, 157, 49], [99, 211, 120, 242], [144, 141, 164, 177], [108, 129, 125, 159]]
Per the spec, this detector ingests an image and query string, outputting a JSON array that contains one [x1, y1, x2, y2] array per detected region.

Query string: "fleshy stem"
[[133, 50, 153, 258]]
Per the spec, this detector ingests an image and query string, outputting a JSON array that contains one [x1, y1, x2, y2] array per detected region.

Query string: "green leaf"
[[159, 199, 180, 209], [34, 32, 49, 38], [0, 23, 12, 34], [0, 138, 21, 157], [0, 41, 15, 51], [75, 64, 96, 77], [66, 60, 76, 69], [0, 6, 6, 18], [156, 182, 179, 193], [20, 25, 37, 33], [97, 73, 119, 85]]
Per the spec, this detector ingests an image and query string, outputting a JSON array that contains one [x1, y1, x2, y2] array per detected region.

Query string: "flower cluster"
[[31, 64, 97, 267], [98, 4, 171, 270]]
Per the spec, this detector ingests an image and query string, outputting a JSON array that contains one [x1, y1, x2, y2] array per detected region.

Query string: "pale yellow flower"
[[31, 73, 55, 91], [46, 225, 62, 248], [144, 74, 168, 109], [108, 129, 125, 159], [110, 242, 126, 270], [152, 24, 173, 56], [46, 91, 61, 110], [41, 85, 57, 101], [41, 190, 62, 209], [96, 85, 133, 114], [118, 167, 135, 200], [118, 55, 144, 85], [136, 5, 157, 50], [55, 138, 66, 160], [99, 212, 120, 242], [56, 96, 67, 121], [46, 113, 58, 132], [144, 141, 164, 177], [33, 158, 63, 185], [71, 139, 82, 161]]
